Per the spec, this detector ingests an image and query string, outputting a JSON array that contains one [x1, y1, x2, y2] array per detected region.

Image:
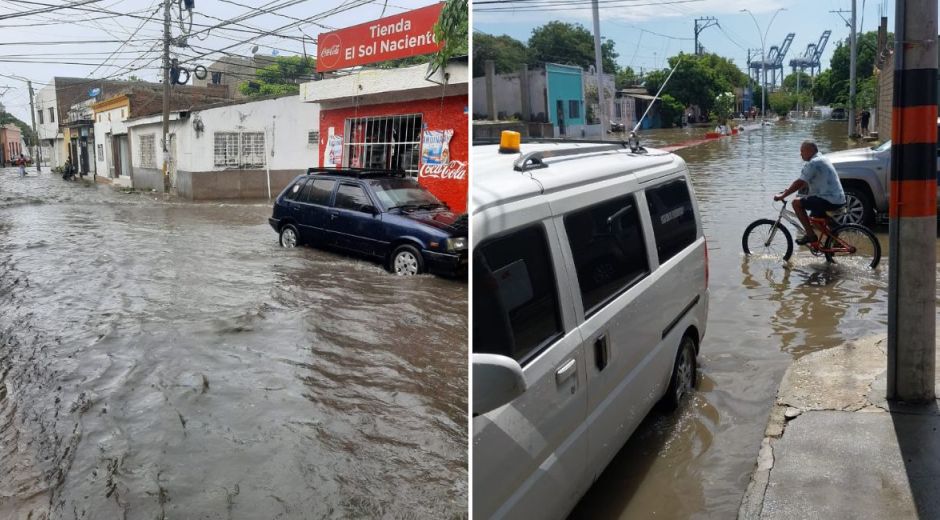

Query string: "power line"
[[0, 0, 103, 21]]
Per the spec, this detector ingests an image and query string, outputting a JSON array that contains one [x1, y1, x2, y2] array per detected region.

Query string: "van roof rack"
[[306, 167, 409, 178], [514, 142, 639, 172]]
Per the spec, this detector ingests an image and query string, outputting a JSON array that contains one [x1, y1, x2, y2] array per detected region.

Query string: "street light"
[[741, 8, 786, 126]]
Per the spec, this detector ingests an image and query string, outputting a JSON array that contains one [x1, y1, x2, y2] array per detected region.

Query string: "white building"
[[35, 83, 63, 168], [124, 94, 320, 199]]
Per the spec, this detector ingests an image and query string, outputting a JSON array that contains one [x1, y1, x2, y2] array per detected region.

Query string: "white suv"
[[472, 135, 710, 520]]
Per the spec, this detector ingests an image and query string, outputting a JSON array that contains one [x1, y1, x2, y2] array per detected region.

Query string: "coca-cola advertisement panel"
[[316, 3, 444, 73]]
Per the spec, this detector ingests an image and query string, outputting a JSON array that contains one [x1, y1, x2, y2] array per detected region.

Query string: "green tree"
[[811, 69, 834, 103], [430, 0, 468, 76], [658, 94, 685, 128], [527, 21, 619, 73], [616, 66, 638, 89], [713, 91, 735, 122], [473, 32, 528, 77], [768, 91, 794, 116], [0, 112, 36, 145], [644, 53, 744, 114], [782, 71, 813, 93], [238, 56, 316, 97], [856, 74, 878, 109], [828, 31, 887, 105]]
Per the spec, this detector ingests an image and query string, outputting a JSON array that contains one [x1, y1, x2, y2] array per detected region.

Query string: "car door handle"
[[330, 212, 338, 220], [555, 359, 577, 385], [595, 334, 609, 371]]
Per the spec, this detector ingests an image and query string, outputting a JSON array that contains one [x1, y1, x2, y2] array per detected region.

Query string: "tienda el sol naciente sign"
[[316, 3, 443, 72]]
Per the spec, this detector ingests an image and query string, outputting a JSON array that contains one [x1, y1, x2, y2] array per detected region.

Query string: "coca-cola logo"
[[318, 33, 343, 68], [419, 160, 467, 180]]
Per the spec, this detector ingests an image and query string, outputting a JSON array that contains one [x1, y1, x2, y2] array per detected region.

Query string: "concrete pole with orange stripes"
[[887, 0, 937, 401]]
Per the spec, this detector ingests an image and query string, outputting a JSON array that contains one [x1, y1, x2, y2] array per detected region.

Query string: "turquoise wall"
[[546, 64, 585, 127]]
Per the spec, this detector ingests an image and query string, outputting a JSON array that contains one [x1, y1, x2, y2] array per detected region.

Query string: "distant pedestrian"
[[17, 154, 26, 177], [860, 110, 871, 136]]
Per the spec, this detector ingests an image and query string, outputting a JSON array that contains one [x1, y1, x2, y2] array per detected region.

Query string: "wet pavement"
[[0, 171, 467, 519], [570, 120, 939, 519]]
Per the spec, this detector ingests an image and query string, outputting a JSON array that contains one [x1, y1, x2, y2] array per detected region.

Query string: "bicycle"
[[742, 197, 881, 268]]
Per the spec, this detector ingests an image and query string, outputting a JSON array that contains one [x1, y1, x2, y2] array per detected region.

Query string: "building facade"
[[0, 124, 23, 166], [124, 94, 320, 199], [303, 60, 469, 212]]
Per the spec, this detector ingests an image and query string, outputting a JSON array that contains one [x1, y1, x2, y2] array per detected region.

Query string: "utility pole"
[[848, 0, 857, 136], [591, 0, 607, 141], [161, 0, 171, 193], [887, 0, 937, 402], [694, 17, 718, 55], [26, 80, 41, 172]]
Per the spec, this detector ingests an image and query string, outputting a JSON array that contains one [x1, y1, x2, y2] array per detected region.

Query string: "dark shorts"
[[800, 196, 844, 217]]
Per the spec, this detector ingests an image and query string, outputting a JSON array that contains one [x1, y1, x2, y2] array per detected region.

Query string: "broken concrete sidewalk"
[[738, 335, 940, 519]]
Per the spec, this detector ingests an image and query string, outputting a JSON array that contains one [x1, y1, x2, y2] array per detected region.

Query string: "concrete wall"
[[133, 167, 164, 192], [877, 52, 894, 141], [177, 169, 301, 199], [93, 103, 130, 180]]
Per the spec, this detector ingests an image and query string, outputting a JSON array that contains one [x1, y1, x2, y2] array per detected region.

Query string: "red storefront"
[[304, 3, 468, 212]]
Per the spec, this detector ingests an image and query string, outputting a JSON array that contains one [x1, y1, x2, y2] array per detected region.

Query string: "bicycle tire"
[[824, 224, 881, 268], [742, 219, 794, 261]]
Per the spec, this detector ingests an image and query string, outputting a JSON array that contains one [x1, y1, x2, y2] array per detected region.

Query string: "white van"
[[472, 134, 710, 520]]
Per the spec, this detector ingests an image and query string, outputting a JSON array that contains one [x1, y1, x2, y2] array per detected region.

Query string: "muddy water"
[[0, 173, 467, 518], [570, 120, 938, 519]]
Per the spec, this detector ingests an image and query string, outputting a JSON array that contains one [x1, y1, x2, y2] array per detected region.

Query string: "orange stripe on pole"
[[889, 179, 938, 218], [891, 105, 939, 144]]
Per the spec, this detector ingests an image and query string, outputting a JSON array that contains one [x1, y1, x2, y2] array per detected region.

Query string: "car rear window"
[[284, 179, 307, 200], [645, 179, 697, 264], [300, 179, 335, 205], [563, 194, 650, 316], [473, 224, 563, 364]]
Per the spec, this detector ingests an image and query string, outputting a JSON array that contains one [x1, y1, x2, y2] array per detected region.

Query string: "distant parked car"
[[269, 168, 467, 276], [830, 107, 847, 120], [826, 118, 940, 226]]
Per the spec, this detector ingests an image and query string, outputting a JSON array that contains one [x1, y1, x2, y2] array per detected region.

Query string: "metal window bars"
[[139, 134, 155, 168], [213, 132, 265, 168], [343, 114, 423, 176]]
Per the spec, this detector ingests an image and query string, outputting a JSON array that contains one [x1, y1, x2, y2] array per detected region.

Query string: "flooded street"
[[0, 173, 467, 518], [570, 120, 939, 519]]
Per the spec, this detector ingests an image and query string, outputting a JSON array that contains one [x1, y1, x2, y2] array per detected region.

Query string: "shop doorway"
[[343, 114, 422, 176]]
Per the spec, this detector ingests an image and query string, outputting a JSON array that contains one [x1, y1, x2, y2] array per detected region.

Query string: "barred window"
[[214, 131, 264, 168], [214, 132, 239, 167], [139, 134, 155, 168], [241, 132, 265, 167], [343, 114, 422, 176], [308, 130, 319, 146]]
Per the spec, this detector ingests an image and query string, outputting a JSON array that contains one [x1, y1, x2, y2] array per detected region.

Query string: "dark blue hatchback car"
[[269, 168, 468, 276]]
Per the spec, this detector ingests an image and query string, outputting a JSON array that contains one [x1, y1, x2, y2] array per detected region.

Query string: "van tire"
[[661, 336, 697, 411]]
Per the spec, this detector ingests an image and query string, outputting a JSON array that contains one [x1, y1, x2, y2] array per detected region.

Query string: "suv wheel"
[[390, 244, 424, 276], [660, 336, 697, 411], [279, 224, 300, 248], [838, 187, 875, 227]]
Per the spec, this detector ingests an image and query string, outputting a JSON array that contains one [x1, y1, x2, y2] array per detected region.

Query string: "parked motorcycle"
[[62, 161, 76, 181]]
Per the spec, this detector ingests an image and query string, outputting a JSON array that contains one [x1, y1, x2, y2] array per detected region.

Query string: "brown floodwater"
[[0, 173, 467, 519], [570, 119, 939, 519]]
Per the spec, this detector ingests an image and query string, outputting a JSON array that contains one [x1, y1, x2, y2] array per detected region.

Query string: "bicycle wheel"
[[742, 219, 794, 261], [824, 224, 881, 268]]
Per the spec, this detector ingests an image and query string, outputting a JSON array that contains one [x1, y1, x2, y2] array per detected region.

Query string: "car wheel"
[[660, 336, 697, 411], [279, 224, 300, 248], [390, 244, 424, 276], [838, 187, 875, 227]]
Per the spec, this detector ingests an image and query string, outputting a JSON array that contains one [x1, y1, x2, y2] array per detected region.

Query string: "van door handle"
[[555, 359, 577, 385], [330, 211, 338, 220], [595, 334, 609, 371]]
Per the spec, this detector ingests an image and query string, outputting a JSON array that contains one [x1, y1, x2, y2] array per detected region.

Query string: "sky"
[[473, 0, 894, 79], [0, 0, 437, 124]]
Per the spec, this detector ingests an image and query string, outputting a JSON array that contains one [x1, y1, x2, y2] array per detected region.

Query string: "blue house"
[[545, 63, 585, 136]]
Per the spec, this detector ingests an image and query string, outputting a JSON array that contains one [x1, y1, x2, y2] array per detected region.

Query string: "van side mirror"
[[473, 353, 526, 416]]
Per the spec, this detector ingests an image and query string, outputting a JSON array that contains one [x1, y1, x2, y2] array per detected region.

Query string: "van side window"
[[564, 194, 649, 316], [300, 179, 335, 205], [285, 179, 307, 200], [645, 180, 697, 263], [473, 225, 563, 364]]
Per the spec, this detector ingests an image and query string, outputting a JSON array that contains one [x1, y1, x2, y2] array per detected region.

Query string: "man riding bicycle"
[[774, 141, 846, 245]]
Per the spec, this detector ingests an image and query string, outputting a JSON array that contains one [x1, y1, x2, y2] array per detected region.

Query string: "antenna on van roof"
[[632, 56, 683, 134]]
